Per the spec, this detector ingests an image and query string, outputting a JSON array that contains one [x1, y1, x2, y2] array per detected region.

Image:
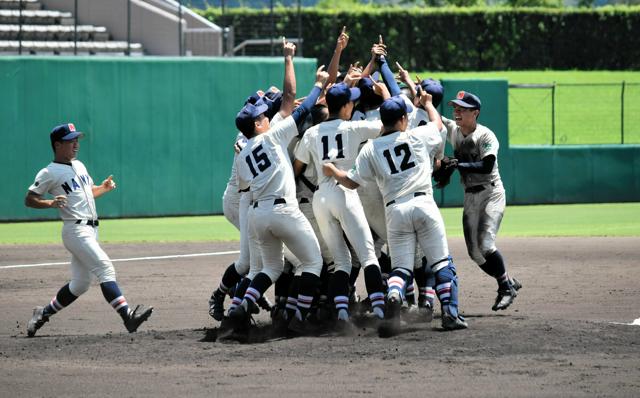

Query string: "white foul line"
[[0, 250, 240, 270], [610, 318, 640, 326]]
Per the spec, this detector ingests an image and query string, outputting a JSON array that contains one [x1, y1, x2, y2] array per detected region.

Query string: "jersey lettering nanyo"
[[28, 160, 97, 221]]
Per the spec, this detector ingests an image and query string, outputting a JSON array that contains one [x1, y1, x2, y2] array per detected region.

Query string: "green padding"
[[508, 147, 556, 204], [437, 79, 509, 207], [0, 57, 317, 221], [510, 145, 640, 204]]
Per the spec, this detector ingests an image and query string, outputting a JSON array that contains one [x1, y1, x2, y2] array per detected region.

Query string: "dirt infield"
[[1, 237, 639, 397]]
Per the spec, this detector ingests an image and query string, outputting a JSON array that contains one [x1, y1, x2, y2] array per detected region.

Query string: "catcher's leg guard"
[[434, 258, 460, 318]]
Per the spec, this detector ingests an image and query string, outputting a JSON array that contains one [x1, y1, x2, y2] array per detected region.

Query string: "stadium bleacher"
[[0, 0, 144, 55]]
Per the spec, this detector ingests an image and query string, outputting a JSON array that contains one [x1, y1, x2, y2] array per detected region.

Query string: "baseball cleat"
[[256, 296, 273, 313], [511, 277, 523, 291], [287, 315, 313, 337], [492, 287, 517, 311], [27, 306, 49, 337], [208, 292, 225, 321], [422, 301, 434, 323], [378, 292, 402, 338], [228, 300, 255, 331], [124, 304, 153, 333], [441, 312, 468, 331]]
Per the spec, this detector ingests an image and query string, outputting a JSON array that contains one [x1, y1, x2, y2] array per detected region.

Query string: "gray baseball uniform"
[[444, 118, 505, 266]]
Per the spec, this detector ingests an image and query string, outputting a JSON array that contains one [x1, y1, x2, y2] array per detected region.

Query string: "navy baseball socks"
[[209, 263, 242, 320], [377, 270, 408, 338], [329, 270, 351, 322], [363, 264, 386, 320], [483, 250, 519, 311], [27, 283, 78, 337], [101, 281, 153, 333], [434, 259, 468, 331]]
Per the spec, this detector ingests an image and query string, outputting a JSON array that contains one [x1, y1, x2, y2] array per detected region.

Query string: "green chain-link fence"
[[509, 82, 640, 145]]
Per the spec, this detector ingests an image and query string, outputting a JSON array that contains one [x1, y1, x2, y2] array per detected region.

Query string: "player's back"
[[300, 118, 381, 187], [235, 116, 298, 204], [359, 125, 441, 205]]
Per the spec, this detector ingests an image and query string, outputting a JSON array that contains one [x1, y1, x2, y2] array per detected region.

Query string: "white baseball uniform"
[[28, 160, 116, 296], [236, 116, 322, 283], [295, 118, 382, 274], [348, 124, 451, 273]]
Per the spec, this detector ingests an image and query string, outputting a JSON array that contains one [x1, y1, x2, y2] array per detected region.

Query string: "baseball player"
[[228, 41, 330, 332], [323, 94, 468, 333], [440, 91, 522, 311], [208, 91, 282, 321], [293, 81, 387, 326], [25, 123, 153, 337]]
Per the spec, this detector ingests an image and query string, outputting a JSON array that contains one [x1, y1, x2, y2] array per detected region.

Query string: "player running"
[[440, 91, 522, 311], [25, 123, 153, 337]]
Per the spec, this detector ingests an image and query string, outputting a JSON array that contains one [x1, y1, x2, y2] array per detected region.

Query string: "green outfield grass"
[[416, 70, 640, 146], [1, 203, 638, 245]]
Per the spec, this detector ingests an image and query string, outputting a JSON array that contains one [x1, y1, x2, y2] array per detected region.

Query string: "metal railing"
[[218, 0, 304, 57], [3, 0, 223, 56]]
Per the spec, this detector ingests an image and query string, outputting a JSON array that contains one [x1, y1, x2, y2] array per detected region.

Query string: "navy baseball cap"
[[419, 78, 444, 108], [448, 90, 481, 110], [357, 77, 383, 108], [244, 91, 262, 105], [50, 123, 83, 143], [262, 90, 283, 120], [380, 96, 413, 126], [235, 101, 269, 136], [326, 83, 360, 110]]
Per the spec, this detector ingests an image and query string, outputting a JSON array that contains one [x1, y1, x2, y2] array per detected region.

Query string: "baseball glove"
[[433, 156, 458, 188]]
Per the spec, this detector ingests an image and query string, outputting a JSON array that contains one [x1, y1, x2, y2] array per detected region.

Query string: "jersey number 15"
[[245, 144, 272, 178]]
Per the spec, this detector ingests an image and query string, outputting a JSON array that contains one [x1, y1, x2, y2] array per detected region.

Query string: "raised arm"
[[396, 62, 417, 99], [376, 36, 401, 97], [362, 36, 386, 77], [418, 87, 443, 131], [278, 38, 297, 118], [327, 26, 349, 85], [291, 65, 329, 127]]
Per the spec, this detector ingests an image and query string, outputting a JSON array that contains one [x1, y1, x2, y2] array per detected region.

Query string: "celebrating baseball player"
[[25, 123, 153, 337], [439, 91, 522, 311], [228, 39, 330, 333], [323, 92, 468, 333]]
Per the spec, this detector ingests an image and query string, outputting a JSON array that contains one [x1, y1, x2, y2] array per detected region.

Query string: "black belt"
[[465, 182, 496, 194], [75, 219, 99, 227], [253, 198, 286, 208], [385, 192, 426, 207], [299, 198, 310, 204]]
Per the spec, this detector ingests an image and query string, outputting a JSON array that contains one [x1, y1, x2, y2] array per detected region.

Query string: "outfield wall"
[[1, 59, 638, 221], [1, 56, 316, 221], [437, 79, 640, 207]]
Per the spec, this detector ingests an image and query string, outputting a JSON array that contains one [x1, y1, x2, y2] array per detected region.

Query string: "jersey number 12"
[[383, 143, 415, 174]]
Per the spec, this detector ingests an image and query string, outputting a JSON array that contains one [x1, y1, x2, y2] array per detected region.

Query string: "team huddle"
[[25, 27, 521, 339]]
